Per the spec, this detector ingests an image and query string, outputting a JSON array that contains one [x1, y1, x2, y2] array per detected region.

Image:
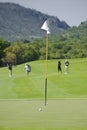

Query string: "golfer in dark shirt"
[[8, 64, 12, 77], [58, 61, 62, 73]]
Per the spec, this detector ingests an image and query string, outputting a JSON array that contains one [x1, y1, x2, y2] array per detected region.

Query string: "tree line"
[[0, 38, 40, 66], [0, 21, 87, 67]]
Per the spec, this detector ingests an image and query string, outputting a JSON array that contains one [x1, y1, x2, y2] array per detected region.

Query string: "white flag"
[[41, 20, 50, 34]]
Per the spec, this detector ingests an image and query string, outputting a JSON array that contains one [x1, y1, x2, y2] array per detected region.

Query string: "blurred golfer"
[[25, 63, 31, 76], [58, 61, 62, 73], [65, 59, 69, 74], [7, 63, 12, 77]]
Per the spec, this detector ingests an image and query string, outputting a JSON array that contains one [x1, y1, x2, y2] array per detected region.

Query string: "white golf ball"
[[39, 107, 42, 111]]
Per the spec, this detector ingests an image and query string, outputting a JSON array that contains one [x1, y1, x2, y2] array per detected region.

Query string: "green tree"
[[0, 38, 10, 66], [2, 52, 16, 65]]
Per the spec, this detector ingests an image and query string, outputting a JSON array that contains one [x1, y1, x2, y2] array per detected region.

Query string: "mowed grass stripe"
[[0, 59, 87, 99]]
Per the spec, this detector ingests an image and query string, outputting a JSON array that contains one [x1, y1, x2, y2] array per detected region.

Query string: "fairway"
[[0, 58, 87, 129], [0, 59, 87, 99], [0, 99, 87, 129]]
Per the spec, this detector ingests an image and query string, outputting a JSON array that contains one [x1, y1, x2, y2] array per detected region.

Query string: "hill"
[[0, 2, 70, 41], [0, 20, 87, 67], [44, 20, 87, 59]]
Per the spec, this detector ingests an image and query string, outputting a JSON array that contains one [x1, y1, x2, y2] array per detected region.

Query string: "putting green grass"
[[0, 99, 87, 129]]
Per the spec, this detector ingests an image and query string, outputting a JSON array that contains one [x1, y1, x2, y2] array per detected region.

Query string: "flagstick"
[[41, 19, 50, 106], [45, 33, 48, 106]]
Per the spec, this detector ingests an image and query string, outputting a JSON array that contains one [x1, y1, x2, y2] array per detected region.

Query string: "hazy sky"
[[0, 0, 87, 26]]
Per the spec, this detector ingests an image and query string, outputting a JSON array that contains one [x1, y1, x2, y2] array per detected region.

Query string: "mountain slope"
[[47, 20, 87, 59], [0, 2, 70, 41]]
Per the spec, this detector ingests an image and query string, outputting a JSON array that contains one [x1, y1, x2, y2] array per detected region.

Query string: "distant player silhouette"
[[8, 63, 12, 77], [58, 61, 62, 73], [65, 59, 69, 74], [25, 63, 31, 76]]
